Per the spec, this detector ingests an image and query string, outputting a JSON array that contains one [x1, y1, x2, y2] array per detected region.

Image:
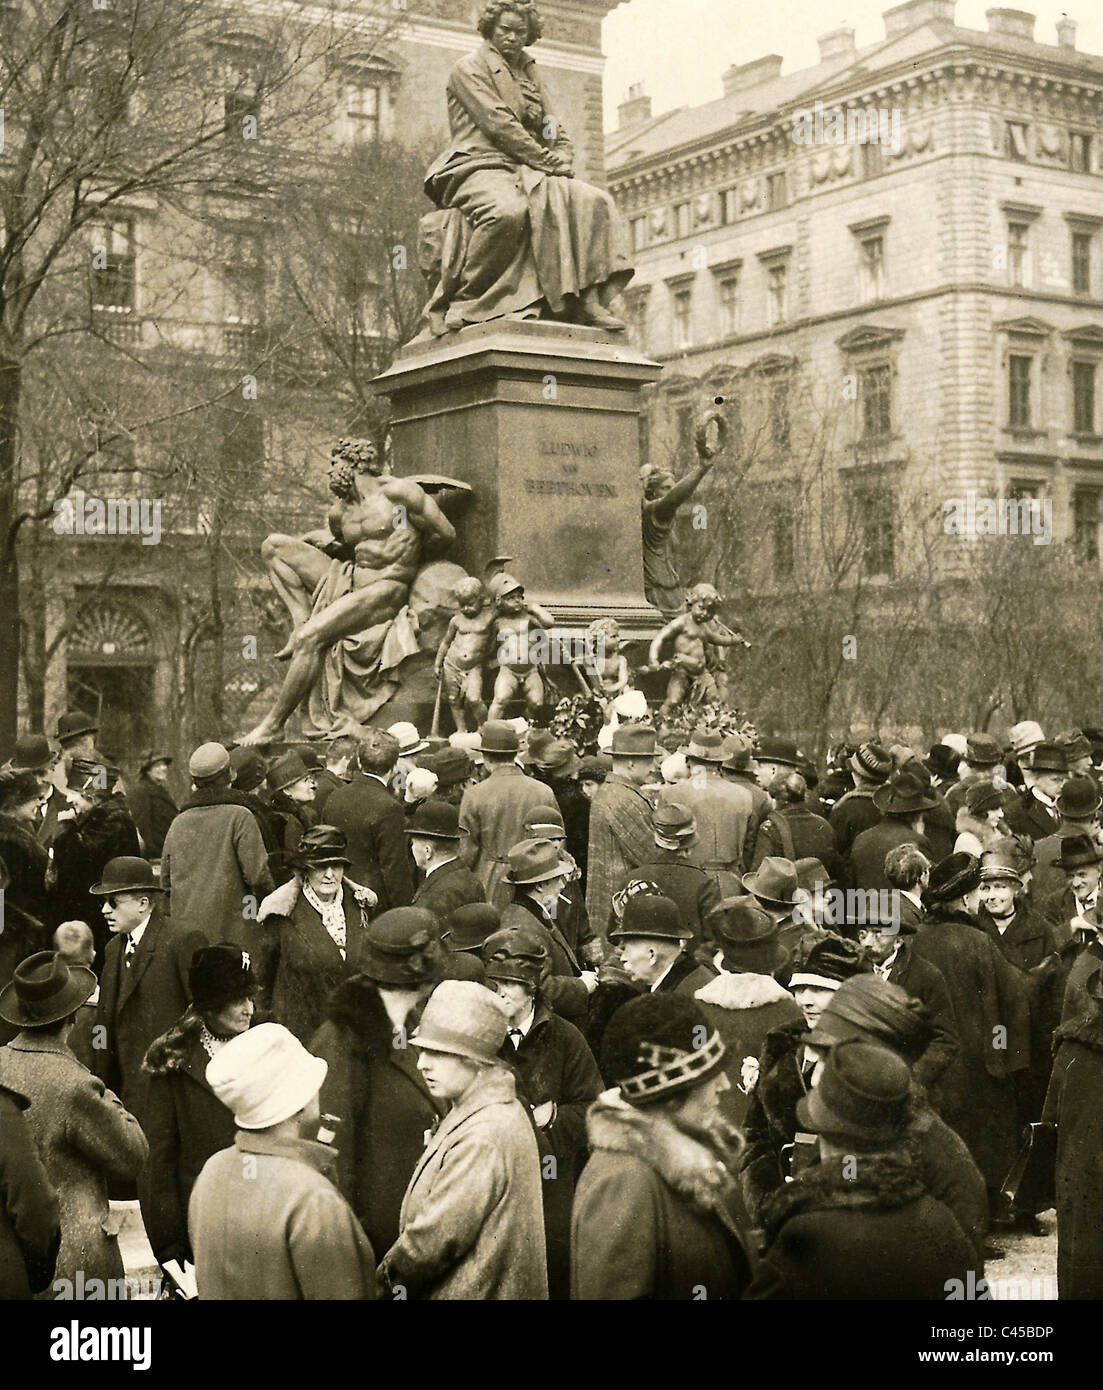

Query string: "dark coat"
[[501, 1003, 602, 1300], [0, 813, 52, 928], [311, 767, 347, 819], [0, 1033, 148, 1295], [614, 850, 722, 952], [885, 938, 960, 1109], [848, 819, 933, 892], [751, 804, 840, 880], [513, 887, 597, 967], [828, 787, 882, 860], [745, 1141, 974, 1300], [311, 977, 445, 1258], [910, 908, 1031, 1186], [1004, 788, 1061, 840], [0, 1081, 60, 1299], [325, 774, 414, 912], [510, 892, 593, 1024], [1043, 1014, 1103, 1299], [254, 878, 373, 1045], [0, 901, 49, 1048], [531, 770, 592, 888], [738, 1020, 812, 1223], [51, 798, 141, 960], [572, 1094, 752, 1300], [412, 856, 486, 925], [656, 952, 718, 997], [981, 902, 1065, 1107], [94, 903, 206, 1124], [139, 1015, 237, 1266], [127, 776, 178, 859]]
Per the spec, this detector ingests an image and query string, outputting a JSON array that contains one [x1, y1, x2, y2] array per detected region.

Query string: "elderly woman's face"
[[206, 996, 255, 1038], [305, 863, 344, 899], [490, 9, 528, 59]]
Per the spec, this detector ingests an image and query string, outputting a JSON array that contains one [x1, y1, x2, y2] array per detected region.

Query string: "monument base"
[[374, 319, 664, 637]]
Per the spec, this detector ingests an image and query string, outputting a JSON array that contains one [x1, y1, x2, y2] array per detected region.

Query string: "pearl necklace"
[[199, 1022, 233, 1060]]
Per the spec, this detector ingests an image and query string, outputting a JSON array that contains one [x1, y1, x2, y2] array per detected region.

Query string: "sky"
[[601, 0, 1103, 130]]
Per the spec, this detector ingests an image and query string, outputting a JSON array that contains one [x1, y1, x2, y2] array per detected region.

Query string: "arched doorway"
[[66, 597, 156, 758]]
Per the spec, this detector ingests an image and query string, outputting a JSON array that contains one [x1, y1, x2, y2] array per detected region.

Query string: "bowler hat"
[[206, 1023, 327, 1130], [482, 923, 548, 989], [756, 736, 802, 769], [715, 896, 788, 974], [139, 751, 173, 774], [796, 1039, 910, 1144], [965, 733, 1001, 767], [418, 746, 473, 789], [6, 734, 54, 773], [1056, 775, 1102, 820], [89, 855, 164, 896], [522, 804, 566, 839], [965, 780, 1005, 816], [610, 893, 685, 942], [387, 722, 429, 758], [651, 798, 697, 840], [601, 993, 727, 1106], [788, 934, 865, 991], [189, 944, 255, 1015], [873, 770, 938, 817], [56, 710, 98, 744], [0, 951, 96, 1028], [505, 837, 573, 886], [685, 729, 726, 763], [610, 723, 657, 758], [405, 799, 461, 841], [1055, 833, 1103, 871], [410, 980, 510, 1063], [361, 907, 439, 987], [1025, 742, 1068, 774], [925, 851, 982, 904], [1008, 721, 1045, 758], [849, 741, 892, 783], [924, 743, 959, 782], [267, 751, 312, 795], [804, 975, 933, 1066], [189, 741, 230, 782], [444, 903, 500, 952], [741, 856, 800, 908], [291, 824, 351, 869], [476, 720, 519, 754]]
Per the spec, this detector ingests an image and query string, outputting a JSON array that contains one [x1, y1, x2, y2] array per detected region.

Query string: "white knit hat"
[[205, 1023, 327, 1130]]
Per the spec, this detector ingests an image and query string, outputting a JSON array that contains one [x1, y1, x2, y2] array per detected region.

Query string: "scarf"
[[302, 881, 347, 956]]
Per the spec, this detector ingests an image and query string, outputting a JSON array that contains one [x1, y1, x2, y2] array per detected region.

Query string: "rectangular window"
[[1072, 232, 1092, 295], [720, 188, 739, 225], [1073, 487, 1101, 563], [676, 403, 695, 456], [223, 66, 261, 136], [626, 292, 649, 345], [223, 229, 265, 324], [630, 216, 648, 252], [1005, 121, 1029, 161], [1007, 223, 1029, 288], [1073, 360, 1097, 435], [1007, 479, 1039, 501], [771, 500, 795, 579], [859, 235, 884, 302], [861, 364, 892, 439], [90, 218, 136, 312], [1008, 354, 1032, 429], [766, 171, 788, 211], [770, 379, 790, 452], [1070, 132, 1093, 174], [344, 79, 381, 144], [766, 264, 787, 326], [855, 486, 895, 578], [673, 289, 692, 348], [719, 276, 740, 337], [674, 202, 692, 239], [860, 142, 883, 179]]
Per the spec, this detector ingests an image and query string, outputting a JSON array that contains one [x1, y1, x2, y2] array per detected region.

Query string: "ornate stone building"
[[606, 1, 1103, 591]]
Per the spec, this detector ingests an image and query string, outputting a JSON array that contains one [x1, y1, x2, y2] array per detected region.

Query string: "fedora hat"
[[410, 980, 510, 1064], [794, 857, 837, 892], [1056, 729, 1093, 763], [715, 896, 788, 975], [0, 951, 96, 1028], [873, 770, 938, 817], [505, 837, 573, 886], [291, 824, 351, 870], [755, 736, 802, 769], [1055, 833, 1103, 871], [651, 798, 697, 840], [610, 723, 657, 759], [404, 799, 461, 841], [189, 741, 230, 782], [387, 722, 429, 758], [6, 734, 55, 773], [741, 856, 800, 908], [788, 934, 865, 991], [267, 751, 313, 795], [609, 893, 685, 943], [56, 710, 98, 744], [89, 855, 164, 896], [534, 738, 580, 777], [685, 729, 726, 763], [206, 1023, 327, 1130], [1008, 721, 1045, 758], [601, 993, 726, 1106], [444, 903, 500, 952], [476, 720, 519, 755], [849, 741, 892, 783], [804, 975, 933, 1066], [362, 907, 439, 987], [925, 851, 982, 904], [1057, 775, 1102, 820], [1025, 742, 1068, 774], [418, 746, 474, 789], [796, 1039, 910, 1144]]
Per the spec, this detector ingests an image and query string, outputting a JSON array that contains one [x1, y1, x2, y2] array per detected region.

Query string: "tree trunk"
[[0, 356, 23, 749]]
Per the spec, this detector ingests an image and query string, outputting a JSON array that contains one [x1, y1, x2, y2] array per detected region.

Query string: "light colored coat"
[[459, 764, 557, 910], [161, 798, 273, 946], [0, 1034, 147, 1297], [382, 1066, 548, 1300], [674, 769, 755, 874]]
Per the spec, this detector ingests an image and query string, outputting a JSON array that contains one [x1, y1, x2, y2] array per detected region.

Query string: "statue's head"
[[641, 464, 675, 501], [328, 437, 381, 497], [452, 576, 486, 615], [686, 582, 720, 616], [478, 1, 543, 57]]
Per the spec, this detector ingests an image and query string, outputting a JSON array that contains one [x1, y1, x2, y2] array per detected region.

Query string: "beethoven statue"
[[419, 1, 633, 335]]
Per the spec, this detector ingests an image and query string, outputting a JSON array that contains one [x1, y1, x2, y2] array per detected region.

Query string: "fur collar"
[[694, 970, 794, 1011], [143, 1010, 207, 1079], [184, 787, 262, 813], [322, 974, 417, 1054], [1054, 1012, 1103, 1053], [257, 875, 373, 923], [760, 1136, 927, 1242], [586, 1090, 745, 1239]]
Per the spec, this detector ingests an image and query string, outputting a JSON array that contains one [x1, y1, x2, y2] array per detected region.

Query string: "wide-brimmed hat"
[[925, 851, 982, 903], [206, 1023, 327, 1129], [849, 741, 892, 783], [361, 908, 439, 987], [139, 751, 173, 774], [796, 1039, 910, 1144], [602, 994, 727, 1106], [1056, 729, 1093, 763], [0, 951, 96, 1028], [189, 741, 230, 782], [267, 752, 313, 795], [533, 738, 580, 777], [482, 923, 549, 989], [1056, 776, 1102, 820], [387, 722, 429, 758], [980, 834, 1034, 878], [715, 896, 788, 974], [965, 781, 1005, 816], [610, 723, 657, 758], [685, 729, 725, 763], [964, 733, 1001, 767], [741, 857, 800, 908], [756, 736, 802, 769], [794, 857, 836, 892], [6, 734, 55, 773], [1055, 833, 1103, 871], [89, 855, 165, 896], [873, 770, 938, 816], [804, 975, 933, 1065], [444, 903, 500, 952], [1008, 721, 1045, 758], [410, 980, 510, 1064], [405, 799, 461, 841], [610, 893, 685, 943], [788, 934, 865, 991], [418, 746, 474, 789], [291, 825, 351, 870], [1024, 742, 1068, 775], [189, 944, 255, 1014], [56, 710, 98, 744], [475, 720, 519, 755], [505, 837, 573, 886]]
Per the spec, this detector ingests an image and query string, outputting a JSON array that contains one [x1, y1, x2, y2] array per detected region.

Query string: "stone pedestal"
[[374, 320, 664, 631]]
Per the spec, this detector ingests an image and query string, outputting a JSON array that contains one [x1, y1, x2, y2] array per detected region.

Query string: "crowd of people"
[[1, 700, 1102, 1300]]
